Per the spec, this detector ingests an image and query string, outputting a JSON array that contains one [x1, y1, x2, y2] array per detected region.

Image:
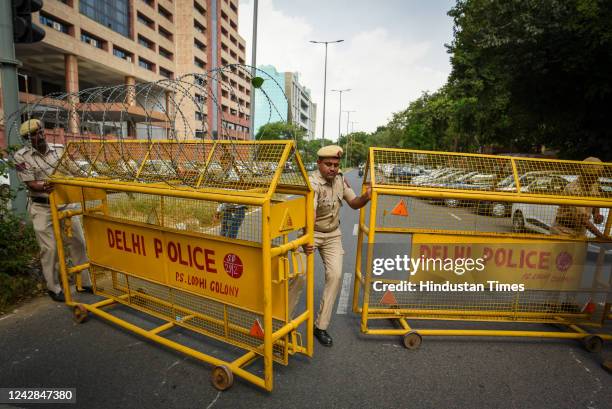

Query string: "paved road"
[[0, 169, 611, 409]]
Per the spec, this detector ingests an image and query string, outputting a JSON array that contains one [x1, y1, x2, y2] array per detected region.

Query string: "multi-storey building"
[[0, 0, 251, 144], [284, 72, 316, 141], [253, 65, 316, 140]]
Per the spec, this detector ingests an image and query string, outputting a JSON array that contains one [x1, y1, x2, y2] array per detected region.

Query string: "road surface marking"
[[336, 273, 353, 315], [353, 223, 358, 236], [449, 212, 462, 221]]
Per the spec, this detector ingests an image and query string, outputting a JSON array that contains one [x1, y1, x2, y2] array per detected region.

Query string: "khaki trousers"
[[29, 202, 91, 294], [313, 232, 344, 330], [287, 230, 344, 330]]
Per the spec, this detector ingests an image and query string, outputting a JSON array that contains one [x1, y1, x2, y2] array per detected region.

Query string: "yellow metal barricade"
[[49, 140, 314, 391], [354, 147, 612, 352]]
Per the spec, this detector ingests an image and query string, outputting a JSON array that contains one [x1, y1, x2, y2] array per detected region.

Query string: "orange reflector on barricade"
[[280, 208, 294, 232], [250, 319, 265, 339], [390, 199, 409, 216], [582, 300, 596, 314], [381, 290, 398, 306]]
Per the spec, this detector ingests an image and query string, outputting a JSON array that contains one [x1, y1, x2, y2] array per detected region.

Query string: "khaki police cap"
[[317, 145, 343, 159], [19, 119, 42, 137], [583, 156, 604, 176]]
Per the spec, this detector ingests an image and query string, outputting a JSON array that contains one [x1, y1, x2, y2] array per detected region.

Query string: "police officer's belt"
[[30, 197, 50, 205], [315, 223, 340, 233]]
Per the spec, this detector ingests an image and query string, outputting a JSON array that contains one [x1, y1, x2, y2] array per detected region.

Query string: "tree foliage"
[[342, 0, 612, 160]]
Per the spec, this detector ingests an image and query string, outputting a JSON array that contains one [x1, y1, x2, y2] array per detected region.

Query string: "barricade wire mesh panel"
[[367, 287, 609, 323], [92, 266, 289, 364], [376, 193, 610, 239], [278, 150, 310, 188], [106, 192, 163, 226], [55, 141, 308, 193], [102, 191, 263, 242], [370, 148, 612, 202]]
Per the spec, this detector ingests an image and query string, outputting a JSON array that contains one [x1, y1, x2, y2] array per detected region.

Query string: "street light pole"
[[331, 88, 350, 142], [310, 39, 343, 147], [249, 0, 258, 140], [344, 109, 355, 136]]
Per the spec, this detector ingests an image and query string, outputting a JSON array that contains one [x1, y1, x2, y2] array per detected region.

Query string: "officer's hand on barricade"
[[593, 213, 604, 225], [302, 244, 314, 255], [363, 183, 372, 200], [41, 181, 54, 193]]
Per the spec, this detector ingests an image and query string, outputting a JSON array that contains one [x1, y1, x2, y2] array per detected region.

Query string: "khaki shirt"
[[553, 179, 600, 236], [14, 144, 64, 199], [310, 170, 357, 234]]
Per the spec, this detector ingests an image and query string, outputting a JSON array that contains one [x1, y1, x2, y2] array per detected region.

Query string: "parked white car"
[[511, 174, 607, 237], [478, 171, 564, 217]]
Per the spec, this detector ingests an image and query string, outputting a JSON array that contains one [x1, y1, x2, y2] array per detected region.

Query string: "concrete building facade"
[[284, 71, 316, 141], [0, 0, 251, 144], [253, 65, 316, 140]]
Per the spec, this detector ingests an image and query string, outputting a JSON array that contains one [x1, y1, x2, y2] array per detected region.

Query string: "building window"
[[194, 20, 206, 34], [137, 12, 154, 29], [158, 26, 173, 41], [229, 2, 237, 13], [138, 35, 154, 50], [159, 67, 173, 79], [194, 39, 206, 51], [159, 47, 173, 61], [195, 75, 205, 86], [80, 0, 130, 37], [113, 46, 133, 62], [39, 14, 71, 34], [141, 0, 153, 6], [195, 111, 205, 121], [139, 57, 154, 71], [194, 1, 206, 16], [80, 30, 105, 49], [195, 130, 204, 139], [194, 57, 205, 69], [158, 5, 173, 22], [195, 94, 205, 104]]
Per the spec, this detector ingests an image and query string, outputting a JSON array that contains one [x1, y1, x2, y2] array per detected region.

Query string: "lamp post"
[[331, 88, 350, 142], [310, 39, 343, 147], [249, 0, 259, 140], [348, 121, 358, 166], [342, 110, 355, 168], [343, 109, 356, 136]]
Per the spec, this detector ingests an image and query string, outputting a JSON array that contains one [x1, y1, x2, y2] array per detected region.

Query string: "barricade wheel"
[[73, 305, 88, 324], [402, 331, 422, 350], [582, 335, 603, 353], [211, 365, 234, 391]]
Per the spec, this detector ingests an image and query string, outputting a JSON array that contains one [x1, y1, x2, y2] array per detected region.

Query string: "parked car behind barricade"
[[391, 165, 423, 183], [477, 170, 560, 217], [510, 174, 590, 234]]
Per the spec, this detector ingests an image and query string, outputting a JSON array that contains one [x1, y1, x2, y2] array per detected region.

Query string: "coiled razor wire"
[[3, 64, 300, 188]]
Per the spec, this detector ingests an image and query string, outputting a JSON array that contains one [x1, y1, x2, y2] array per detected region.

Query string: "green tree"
[[447, 0, 612, 159]]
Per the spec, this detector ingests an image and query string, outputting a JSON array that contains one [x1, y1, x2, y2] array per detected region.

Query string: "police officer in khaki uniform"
[[551, 157, 607, 239], [14, 119, 92, 302], [303, 145, 371, 346]]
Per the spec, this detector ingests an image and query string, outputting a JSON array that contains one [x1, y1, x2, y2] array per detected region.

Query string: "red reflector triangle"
[[381, 290, 398, 306], [249, 319, 265, 339], [391, 199, 409, 216]]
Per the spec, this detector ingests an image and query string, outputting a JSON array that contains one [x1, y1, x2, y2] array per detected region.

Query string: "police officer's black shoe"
[[78, 286, 94, 294], [314, 326, 333, 347], [48, 290, 65, 302]]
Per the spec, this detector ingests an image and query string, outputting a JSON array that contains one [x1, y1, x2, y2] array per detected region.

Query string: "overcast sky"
[[238, 0, 455, 141]]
